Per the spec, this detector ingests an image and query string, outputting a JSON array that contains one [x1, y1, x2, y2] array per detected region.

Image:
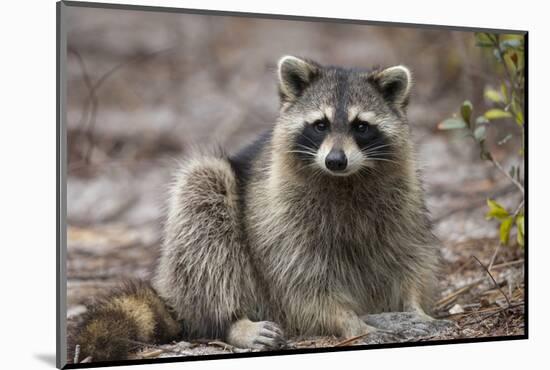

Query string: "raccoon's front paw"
[[251, 321, 286, 350], [227, 319, 285, 350]]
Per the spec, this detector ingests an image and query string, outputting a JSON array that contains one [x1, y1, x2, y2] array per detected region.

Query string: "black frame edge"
[[57, 1, 68, 369], [62, 335, 527, 369]]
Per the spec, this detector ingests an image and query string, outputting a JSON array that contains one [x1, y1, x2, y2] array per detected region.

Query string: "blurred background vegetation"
[[440, 33, 524, 252], [65, 5, 525, 349]]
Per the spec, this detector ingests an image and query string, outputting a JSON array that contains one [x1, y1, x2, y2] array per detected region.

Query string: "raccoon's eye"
[[354, 121, 369, 133], [313, 119, 329, 132]]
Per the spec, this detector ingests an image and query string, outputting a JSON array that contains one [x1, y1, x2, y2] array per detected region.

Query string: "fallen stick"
[[334, 333, 370, 347], [490, 259, 524, 270], [473, 256, 511, 308], [435, 278, 484, 309], [207, 341, 236, 351], [139, 349, 164, 359]]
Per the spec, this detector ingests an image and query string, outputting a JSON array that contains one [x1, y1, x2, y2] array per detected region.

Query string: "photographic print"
[[57, 1, 527, 368]]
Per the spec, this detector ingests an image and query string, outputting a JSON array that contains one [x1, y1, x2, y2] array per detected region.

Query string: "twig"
[[207, 341, 237, 351], [491, 259, 524, 270], [124, 339, 192, 356], [513, 199, 525, 216], [68, 47, 99, 165], [490, 157, 524, 195], [442, 301, 523, 319], [435, 279, 483, 310], [334, 333, 370, 347], [68, 46, 174, 165], [488, 242, 502, 272], [473, 256, 511, 308], [460, 303, 524, 328], [139, 349, 164, 359]]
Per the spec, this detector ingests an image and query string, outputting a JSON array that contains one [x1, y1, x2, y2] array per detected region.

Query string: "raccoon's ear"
[[277, 56, 320, 104], [369, 65, 412, 110]]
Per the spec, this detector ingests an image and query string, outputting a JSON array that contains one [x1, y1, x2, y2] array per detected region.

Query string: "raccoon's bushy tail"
[[68, 280, 181, 363]]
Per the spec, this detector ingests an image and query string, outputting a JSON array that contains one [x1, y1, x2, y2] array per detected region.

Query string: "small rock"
[[362, 312, 453, 342], [449, 304, 464, 315]]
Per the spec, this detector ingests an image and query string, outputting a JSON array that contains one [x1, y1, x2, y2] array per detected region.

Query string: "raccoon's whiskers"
[[362, 143, 393, 153], [286, 150, 317, 157], [295, 143, 317, 151], [362, 148, 395, 157], [363, 152, 396, 159], [297, 133, 320, 149], [367, 157, 400, 165], [302, 163, 326, 182]]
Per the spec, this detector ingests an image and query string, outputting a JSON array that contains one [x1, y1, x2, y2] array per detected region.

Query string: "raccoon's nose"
[[325, 149, 348, 172]]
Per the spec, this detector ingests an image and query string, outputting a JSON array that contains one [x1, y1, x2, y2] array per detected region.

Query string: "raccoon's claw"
[[252, 321, 286, 350], [227, 319, 286, 350]]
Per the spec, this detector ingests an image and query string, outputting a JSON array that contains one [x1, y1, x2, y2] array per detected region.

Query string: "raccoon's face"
[[274, 56, 412, 177]]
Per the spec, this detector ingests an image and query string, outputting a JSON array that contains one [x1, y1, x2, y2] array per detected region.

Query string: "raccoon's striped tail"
[[68, 280, 181, 363]]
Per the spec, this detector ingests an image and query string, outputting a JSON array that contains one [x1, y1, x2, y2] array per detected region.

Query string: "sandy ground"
[[64, 6, 525, 364]]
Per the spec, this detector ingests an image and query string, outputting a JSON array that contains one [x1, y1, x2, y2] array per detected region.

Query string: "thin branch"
[[68, 46, 175, 165], [513, 199, 525, 216], [124, 339, 193, 356], [490, 259, 524, 270], [473, 256, 511, 308], [488, 198, 524, 271], [490, 157, 524, 194], [335, 333, 370, 347], [435, 278, 484, 310], [488, 242, 502, 272]]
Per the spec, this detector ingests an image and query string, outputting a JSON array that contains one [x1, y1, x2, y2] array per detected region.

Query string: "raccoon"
[[71, 56, 441, 362]]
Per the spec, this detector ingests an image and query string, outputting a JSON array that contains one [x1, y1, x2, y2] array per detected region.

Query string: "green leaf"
[[486, 199, 509, 221], [438, 118, 467, 130], [515, 110, 524, 126], [484, 109, 513, 120], [476, 116, 489, 126], [516, 167, 522, 182], [500, 216, 513, 245], [500, 38, 522, 51], [461, 100, 473, 126], [475, 33, 495, 48], [500, 83, 509, 104], [516, 215, 524, 247], [475, 41, 494, 48], [510, 98, 524, 126], [509, 166, 516, 179], [517, 227, 524, 247], [504, 53, 518, 74], [484, 88, 502, 103], [474, 126, 486, 141]]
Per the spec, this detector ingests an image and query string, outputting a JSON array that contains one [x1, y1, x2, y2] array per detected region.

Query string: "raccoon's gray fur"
[[72, 56, 441, 362]]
